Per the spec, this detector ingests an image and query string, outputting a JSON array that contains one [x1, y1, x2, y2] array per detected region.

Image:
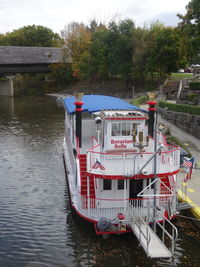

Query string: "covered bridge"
[[0, 46, 68, 74]]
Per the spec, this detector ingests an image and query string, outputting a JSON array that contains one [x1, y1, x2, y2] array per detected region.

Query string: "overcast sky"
[[0, 0, 189, 34]]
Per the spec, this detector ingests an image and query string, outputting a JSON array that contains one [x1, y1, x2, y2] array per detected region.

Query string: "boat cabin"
[[95, 110, 148, 153]]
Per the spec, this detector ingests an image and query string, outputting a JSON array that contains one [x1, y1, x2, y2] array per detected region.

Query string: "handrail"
[[78, 191, 174, 202], [129, 203, 151, 255], [149, 205, 178, 256], [133, 215, 151, 255], [87, 145, 180, 155], [87, 146, 180, 176]]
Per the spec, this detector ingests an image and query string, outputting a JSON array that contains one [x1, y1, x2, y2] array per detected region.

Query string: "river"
[[0, 96, 199, 267]]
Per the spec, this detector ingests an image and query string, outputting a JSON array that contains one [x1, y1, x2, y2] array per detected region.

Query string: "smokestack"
[[147, 100, 157, 138], [74, 94, 83, 148]]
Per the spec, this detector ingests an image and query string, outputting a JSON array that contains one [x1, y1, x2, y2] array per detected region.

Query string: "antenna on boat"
[[74, 92, 84, 148]]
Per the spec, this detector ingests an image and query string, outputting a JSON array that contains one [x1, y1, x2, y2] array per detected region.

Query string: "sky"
[[0, 0, 190, 34]]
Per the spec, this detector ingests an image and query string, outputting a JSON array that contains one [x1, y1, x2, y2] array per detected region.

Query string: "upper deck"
[[64, 95, 180, 178]]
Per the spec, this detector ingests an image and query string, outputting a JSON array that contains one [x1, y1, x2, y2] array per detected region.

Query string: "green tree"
[[178, 0, 200, 63], [0, 25, 62, 47], [107, 19, 135, 88], [147, 25, 180, 80]]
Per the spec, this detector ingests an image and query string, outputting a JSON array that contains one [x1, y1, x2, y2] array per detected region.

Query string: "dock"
[[158, 116, 200, 220]]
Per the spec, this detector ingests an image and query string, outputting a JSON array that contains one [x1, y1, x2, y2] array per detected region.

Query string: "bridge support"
[[0, 76, 14, 96]]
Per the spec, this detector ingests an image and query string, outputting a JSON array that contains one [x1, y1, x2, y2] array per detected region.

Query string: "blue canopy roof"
[[64, 95, 147, 114]]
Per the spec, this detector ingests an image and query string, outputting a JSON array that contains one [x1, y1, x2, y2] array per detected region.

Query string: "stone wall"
[[158, 107, 200, 139]]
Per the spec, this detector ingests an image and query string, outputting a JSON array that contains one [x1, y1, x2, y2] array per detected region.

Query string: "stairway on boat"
[[79, 154, 95, 208], [160, 176, 171, 195], [128, 206, 177, 258], [130, 220, 171, 258]]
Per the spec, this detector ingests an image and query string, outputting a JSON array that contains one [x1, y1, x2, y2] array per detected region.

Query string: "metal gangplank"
[[128, 205, 178, 258]]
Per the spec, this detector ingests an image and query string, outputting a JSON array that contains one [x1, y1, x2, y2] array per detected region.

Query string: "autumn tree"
[[61, 22, 91, 78]]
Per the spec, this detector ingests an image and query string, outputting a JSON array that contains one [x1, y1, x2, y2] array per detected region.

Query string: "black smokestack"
[[147, 100, 157, 138], [74, 98, 83, 148]]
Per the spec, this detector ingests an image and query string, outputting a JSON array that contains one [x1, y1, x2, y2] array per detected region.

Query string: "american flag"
[[183, 157, 194, 169], [183, 157, 194, 182], [92, 160, 106, 170]]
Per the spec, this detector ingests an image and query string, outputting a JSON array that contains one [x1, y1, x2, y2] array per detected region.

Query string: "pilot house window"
[[111, 122, 139, 136]]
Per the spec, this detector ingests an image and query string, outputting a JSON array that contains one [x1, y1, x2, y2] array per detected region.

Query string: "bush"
[[133, 95, 148, 106], [186, 93, 198, 101], [189, 82, 200, 90], [158, 101, 200, 115]]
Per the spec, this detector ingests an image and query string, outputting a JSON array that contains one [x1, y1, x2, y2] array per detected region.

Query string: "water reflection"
[[0, 96, 200, 267]]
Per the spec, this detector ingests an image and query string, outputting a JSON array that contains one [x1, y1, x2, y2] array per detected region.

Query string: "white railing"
[[75, 193, 175, 223], [87, 145, 180, 176], [148, 206, 178, 256]]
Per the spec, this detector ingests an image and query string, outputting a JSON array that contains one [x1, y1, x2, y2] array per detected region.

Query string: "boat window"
[[111, 123, 121, 136], [118, 180, 125, 190], [122, 123, 131, 136], [132, 123, 138, 135], [111, 122, 140, 136], [103, 179, 112, 190]]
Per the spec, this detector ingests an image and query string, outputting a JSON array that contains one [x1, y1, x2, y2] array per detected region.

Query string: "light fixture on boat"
[[132, 130, 149, 151], [95, 116, 102, 124]]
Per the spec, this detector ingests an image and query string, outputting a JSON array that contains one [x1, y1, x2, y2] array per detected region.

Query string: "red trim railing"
[[87, 144, 180, 177]]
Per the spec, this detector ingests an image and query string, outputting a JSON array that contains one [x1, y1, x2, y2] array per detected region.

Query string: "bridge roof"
[[0, 46, 66, 64]]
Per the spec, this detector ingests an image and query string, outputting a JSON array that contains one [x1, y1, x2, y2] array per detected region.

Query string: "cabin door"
[[129, 179, 143, 200]]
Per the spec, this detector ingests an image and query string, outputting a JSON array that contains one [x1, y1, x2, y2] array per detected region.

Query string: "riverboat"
[[63, 94, 180, 258]]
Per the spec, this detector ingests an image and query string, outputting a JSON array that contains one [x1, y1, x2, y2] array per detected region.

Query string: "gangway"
[[128, 204, 178, 258], [129, 218, 171, 258]]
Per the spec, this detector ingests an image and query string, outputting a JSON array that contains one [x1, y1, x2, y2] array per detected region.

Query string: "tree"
[[61, 22, 91, 78], [177, 0, 200, 63], [0, 25, 62, 47], [107, 19, 136, 87], [147, 25, 181, 80]]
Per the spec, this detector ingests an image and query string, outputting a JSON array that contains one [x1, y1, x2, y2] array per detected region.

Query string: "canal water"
[[0, 96, 200, 267]]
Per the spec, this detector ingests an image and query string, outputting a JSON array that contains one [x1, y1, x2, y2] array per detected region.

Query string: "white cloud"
[[0, 0, 189, 34]]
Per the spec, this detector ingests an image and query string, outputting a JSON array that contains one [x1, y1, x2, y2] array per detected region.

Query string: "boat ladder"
[[128, 205, 178, 258]]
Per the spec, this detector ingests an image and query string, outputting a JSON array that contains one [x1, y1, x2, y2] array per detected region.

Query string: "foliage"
[[14, 74, 46, 96], [47, 63, 75, 86], [1, 13, 197, 95], [61, 22, 92, 78], [79, 28, 110, 79], [171, 73, 193, 79], [132, 95, 148, 106], [107, 19, 135, 87], [177, 0, 200, 63], [186, 93, 198, 101], [159, 101, 200, 115], [0, 25, 63, 47], [147, 26, 181, 78], [189, 82, 200, 90]]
